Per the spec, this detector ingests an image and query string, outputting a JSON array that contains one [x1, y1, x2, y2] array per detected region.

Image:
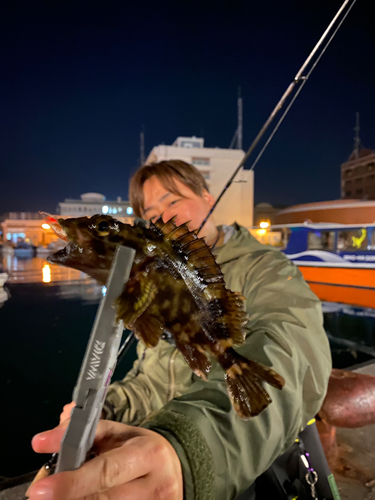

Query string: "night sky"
[[1, 0, 374, 215]]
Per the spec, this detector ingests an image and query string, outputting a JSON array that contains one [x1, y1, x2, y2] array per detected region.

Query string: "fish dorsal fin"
[[181, 237, 206, 252], [174, 231, 197, 247], [153, 215, 165, 230], [152, 217, 248, 346], [160, 216, 178, 236], [165, 221, 192, 242]]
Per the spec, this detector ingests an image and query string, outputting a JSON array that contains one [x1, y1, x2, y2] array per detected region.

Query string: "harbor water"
[[1, 255, 375, 478]]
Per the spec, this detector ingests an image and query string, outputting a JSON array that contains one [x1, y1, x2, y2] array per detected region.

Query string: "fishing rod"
[[198, 0, 357, 234], [116, 0, 358, 368]]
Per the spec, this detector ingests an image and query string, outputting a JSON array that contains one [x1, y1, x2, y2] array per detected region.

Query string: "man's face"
[[142, 175, 216, 239]]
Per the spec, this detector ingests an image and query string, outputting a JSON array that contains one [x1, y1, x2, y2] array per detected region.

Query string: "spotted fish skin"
[[47, 214, 285, 418]]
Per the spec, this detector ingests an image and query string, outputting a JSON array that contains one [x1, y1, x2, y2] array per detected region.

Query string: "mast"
[[140, 126, 145, 165], [237, 87, 243, 150], [353, 112, 360, 159]]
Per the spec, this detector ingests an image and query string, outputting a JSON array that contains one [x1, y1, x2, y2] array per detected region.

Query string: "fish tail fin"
[[224, 349, 285, 419]]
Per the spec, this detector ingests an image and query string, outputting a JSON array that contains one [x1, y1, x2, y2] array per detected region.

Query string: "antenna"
[[353, 112, 361, 159], [237, 87, 243, 150], [140, 126, 145, 165]]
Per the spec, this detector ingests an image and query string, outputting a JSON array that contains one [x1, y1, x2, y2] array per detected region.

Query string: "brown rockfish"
[[45, 213, 285, 418]]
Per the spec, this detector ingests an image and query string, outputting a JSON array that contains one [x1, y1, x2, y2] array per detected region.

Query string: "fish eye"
[[97, 220, 110, 235]]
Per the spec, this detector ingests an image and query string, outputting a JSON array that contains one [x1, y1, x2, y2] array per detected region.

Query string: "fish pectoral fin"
[[132, 313, 164, 348], [223, 349, 285, 419], [116, 275, 157, 328]]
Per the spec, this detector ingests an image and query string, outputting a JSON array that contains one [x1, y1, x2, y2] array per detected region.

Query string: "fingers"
[[29, 476, 180, 500], [31, 419, 130, 455], [31, 421, 69, 454], [79, 475, 180, 500], [28, 435, 155, 499], [29, 422, 183, 500]]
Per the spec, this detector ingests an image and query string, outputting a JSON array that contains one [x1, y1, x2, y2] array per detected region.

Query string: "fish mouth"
[[40, 213, 84, 265], [42, 213, 110, 284], [46, 241, 80, 265]]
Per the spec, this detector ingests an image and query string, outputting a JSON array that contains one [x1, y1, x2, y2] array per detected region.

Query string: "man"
[[28, 160, 331, 500]]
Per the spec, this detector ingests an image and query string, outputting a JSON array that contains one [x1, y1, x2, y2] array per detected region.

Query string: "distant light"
[[126, 207, 133, 215], [102, 286, 107, 296], [102, 205, 109, 214], [42, 223, 51, 230], [118, 207, 123, 212], [257, 229, 267, 236], [112, 208, 117, 214], [42, 264, 51, 283], [260, 221, 269, 229]]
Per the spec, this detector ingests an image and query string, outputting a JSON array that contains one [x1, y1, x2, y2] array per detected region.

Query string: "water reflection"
[[1, 255, 102, 302], [42, 263, 51, 283]]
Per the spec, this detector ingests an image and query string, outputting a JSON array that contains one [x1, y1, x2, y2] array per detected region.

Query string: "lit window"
[[102, 206, 109, 214], [126, 207, 133, 215], [337, 229, 368, 252], [112, 208, 117, 214], [308, 231, 334, 251]]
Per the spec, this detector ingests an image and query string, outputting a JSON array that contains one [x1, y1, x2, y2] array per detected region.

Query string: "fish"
[[46, 213, 285, 419]]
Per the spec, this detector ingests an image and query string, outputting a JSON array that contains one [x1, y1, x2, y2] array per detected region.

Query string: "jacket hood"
[[214, 223, 278, 265]]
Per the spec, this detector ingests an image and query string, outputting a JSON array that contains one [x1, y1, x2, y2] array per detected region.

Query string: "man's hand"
[[27, 420, 183, 500]]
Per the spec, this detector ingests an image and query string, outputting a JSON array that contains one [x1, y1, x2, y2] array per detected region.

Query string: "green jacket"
[[104, 224, 332, 500]]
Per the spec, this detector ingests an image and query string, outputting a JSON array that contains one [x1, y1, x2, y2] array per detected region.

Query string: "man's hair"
[[129, 160, 210, 217]]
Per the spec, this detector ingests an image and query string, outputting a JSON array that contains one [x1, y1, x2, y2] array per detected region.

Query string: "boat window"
[[371, 230, 375, 250], [307, 231, 335, 251], [337, 229, 368, 252]]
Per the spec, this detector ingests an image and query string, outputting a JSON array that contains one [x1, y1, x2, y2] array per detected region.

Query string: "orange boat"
[[256, 223, 375, 308]]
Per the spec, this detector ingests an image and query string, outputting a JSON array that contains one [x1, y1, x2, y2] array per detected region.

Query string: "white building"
[[146, 136, 253, 228], [58, 192, 134, 222]]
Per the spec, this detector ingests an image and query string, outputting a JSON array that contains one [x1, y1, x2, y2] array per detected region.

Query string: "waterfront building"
[[341, 148, 375, 200], [1, 193, 135, 247], [341, 115, 375, 201], [146, 136, 253, 228], [0, 212, 55, 246], [58, 192, 134, 221]]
